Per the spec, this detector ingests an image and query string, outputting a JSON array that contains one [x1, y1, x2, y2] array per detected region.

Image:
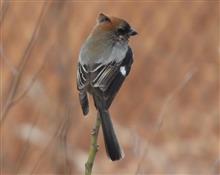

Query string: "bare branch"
[[15, 112, 40, 173], [155, 67, 198, 131], [30, 111, 69, 174], [0, 47, 18, 76], [0, 0, 10, 26], [136, 66, 198, 174], [10, 60, 45, 105], [85, 115, 101, 175], [0, 0, 49, 127], [57, 105, 73, 175]]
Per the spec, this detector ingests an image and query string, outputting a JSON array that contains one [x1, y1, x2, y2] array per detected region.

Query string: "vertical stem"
[[85, 114, 101, 175]]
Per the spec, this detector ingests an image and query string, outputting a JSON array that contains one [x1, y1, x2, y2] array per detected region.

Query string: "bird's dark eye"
[[117, 28, 126, 34]]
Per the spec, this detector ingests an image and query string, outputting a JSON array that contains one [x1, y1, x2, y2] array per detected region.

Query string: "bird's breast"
[[79, 40, 128, 66], [104, 43, 128, 64]]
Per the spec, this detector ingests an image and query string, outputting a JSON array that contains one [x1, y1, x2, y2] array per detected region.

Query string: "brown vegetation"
[[1, 1, 219, 174]]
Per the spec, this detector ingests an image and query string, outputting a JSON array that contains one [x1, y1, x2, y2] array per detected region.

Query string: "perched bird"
[[77, 13, 137, 161]]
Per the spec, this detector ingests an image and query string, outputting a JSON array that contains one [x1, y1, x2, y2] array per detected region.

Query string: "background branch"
[[136, 66, 198, 174], [0, 1, 49, 126], [0, 0, 10, 26], [10, 59, 45, 106], [15, 112, 40, 173], [30, 113, 66, 174]]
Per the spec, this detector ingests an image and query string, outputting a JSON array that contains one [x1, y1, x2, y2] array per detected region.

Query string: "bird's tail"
[[79, 91, 89, 116], [98, 109, 124, 161]]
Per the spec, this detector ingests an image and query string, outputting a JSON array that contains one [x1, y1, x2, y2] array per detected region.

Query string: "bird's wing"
[[77, 63, 89, 91], [91, 47, 133, 109], [91, 61, 120, 91], [104, 47, 133, 108], [77, 63, 89, 115]]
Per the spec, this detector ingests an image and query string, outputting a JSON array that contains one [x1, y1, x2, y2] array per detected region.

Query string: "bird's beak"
[[129, 28, 138, 36]]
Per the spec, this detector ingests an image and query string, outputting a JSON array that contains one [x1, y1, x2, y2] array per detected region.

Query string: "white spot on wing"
[[120, 66, 126, 76]]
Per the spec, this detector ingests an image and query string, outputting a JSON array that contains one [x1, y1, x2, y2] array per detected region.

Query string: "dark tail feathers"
[[99, 109, 124, 161]]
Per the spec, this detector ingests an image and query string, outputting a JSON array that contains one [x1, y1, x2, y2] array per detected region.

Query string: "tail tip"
[[109, 149, 125, 161]]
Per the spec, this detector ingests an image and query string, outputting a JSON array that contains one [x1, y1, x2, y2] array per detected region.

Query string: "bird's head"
[[92, 13, 137, 43]]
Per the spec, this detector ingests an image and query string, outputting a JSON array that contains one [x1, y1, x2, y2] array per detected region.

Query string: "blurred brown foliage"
[[0, 1, 219, 174]]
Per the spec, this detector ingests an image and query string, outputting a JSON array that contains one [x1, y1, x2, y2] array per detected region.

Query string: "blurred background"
[[0, 0, 219, 174]]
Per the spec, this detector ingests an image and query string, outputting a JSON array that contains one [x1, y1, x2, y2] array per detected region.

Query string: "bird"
[[77, 13, 137, 161]]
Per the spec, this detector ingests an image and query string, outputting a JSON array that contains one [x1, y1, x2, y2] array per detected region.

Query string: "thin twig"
[[0, 0, 10, 26], [0, 0, 49, 126], [57, 105, 73, 175], [30, 113, 66, 174], [85, 114, 101, 175], [10, 60, 45, 105], [0, 47, 18, 76], [136, 67, 198, 174], [15, 112, 40, 174]]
